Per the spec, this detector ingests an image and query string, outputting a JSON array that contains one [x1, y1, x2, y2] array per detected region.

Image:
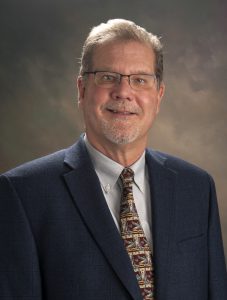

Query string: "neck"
[[86, 134, 147, 167]]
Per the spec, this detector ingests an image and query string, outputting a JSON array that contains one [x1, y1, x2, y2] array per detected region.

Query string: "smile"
[[107, 109, 136, 115]]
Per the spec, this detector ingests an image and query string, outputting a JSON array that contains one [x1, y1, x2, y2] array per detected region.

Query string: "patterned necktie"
[[119, 168, 154, 300]]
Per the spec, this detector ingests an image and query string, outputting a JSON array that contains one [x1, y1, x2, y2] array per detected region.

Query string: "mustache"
[[103, 101, 142, 114]]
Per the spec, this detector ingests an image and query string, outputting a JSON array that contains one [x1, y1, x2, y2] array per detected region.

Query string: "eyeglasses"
[[83, 71, 156, 91]]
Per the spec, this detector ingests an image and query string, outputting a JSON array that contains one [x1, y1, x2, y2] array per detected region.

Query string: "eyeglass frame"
[[82, 70, 158, 91]]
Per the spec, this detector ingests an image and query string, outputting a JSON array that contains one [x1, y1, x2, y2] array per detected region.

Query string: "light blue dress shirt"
[[84, 136, 152, 248]]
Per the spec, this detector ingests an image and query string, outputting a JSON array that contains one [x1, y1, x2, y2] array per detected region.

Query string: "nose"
[[111, 76, 133, 101]]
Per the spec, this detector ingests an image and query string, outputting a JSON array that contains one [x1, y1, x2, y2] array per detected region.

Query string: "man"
[[0, 19, 226, 300]]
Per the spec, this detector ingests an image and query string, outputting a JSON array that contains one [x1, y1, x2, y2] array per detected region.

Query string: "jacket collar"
[[64, 137, 143, 299], [146, 149, 177, 298], [64, 137, 177, 299]]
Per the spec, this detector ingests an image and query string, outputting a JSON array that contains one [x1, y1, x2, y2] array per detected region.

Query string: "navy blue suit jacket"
[[0, 137, 226, 299]]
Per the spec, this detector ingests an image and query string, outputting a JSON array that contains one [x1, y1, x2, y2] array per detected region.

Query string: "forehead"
[[92, 40, 155, 73]]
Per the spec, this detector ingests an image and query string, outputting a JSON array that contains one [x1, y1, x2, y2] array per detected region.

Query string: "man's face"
[[78, 40, 165, 151]]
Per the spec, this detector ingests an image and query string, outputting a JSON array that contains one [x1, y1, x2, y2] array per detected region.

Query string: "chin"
[[103, 130, 141, 145], [101, 119, 143, 145]]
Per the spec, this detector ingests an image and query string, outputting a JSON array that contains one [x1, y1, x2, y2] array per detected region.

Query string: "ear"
[[77, 76, 86, 108], [156, 82, 165, 115]]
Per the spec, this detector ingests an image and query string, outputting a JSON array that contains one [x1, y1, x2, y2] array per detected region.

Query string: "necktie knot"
[[120, 168, 134, 187]]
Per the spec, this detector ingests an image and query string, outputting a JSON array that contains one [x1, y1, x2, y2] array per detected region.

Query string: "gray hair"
[[79, 19, 163, 85]]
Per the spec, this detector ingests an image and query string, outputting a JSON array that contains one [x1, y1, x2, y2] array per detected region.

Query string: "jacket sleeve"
[[0, 174, 42, 299], [208, 175, 227, 299]]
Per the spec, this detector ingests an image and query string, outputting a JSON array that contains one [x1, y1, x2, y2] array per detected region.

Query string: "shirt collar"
[[84, 135, 146, 194]]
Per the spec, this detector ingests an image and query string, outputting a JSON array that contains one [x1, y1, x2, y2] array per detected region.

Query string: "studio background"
[[0, 0, 226, 258]]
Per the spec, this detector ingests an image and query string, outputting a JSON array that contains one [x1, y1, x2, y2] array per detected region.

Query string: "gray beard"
[[100, 119, 140, 145]]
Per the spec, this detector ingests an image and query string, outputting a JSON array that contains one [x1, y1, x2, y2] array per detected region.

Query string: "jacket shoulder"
[[2, 148, 67, 179], [146, 148, 211, 179]]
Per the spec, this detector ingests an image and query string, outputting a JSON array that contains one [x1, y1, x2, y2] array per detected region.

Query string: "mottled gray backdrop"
[[0, 0, 226, 258]]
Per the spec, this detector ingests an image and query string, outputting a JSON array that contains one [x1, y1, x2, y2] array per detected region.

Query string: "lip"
[[106, 108, 137, 115]]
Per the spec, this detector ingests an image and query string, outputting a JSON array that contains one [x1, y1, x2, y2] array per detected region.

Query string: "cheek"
[[89, 91, 110, 113], [82, 96, 102, 120], [141, 97, 160, 126], [142, 96, 159, 113]]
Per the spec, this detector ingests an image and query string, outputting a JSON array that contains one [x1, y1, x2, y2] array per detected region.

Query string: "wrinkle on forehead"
[[92, 41, 155, 74]]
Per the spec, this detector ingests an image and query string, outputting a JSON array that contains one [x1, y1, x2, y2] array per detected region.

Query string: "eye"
[[131, 75, 148, 85], [101, 73, 117, 82]]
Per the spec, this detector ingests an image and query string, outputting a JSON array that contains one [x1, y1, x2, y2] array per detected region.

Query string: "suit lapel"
[[63, 138, 143, 300], [146, 150, 177, 299]]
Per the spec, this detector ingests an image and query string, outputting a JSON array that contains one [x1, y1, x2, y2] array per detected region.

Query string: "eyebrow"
[[93, 69, 155, 75]]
